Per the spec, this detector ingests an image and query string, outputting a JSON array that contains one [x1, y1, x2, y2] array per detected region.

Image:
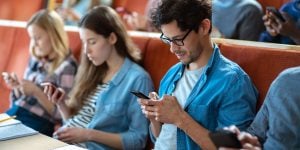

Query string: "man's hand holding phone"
[[41, 82, 65, 105], [134, 91, 159, 120], [216, 125, 262, 150], [264, 6, 287, 36], [266, 7, 285, 22]]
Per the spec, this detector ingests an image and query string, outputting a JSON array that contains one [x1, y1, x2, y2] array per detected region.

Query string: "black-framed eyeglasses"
[[160, 29, 192, 46]]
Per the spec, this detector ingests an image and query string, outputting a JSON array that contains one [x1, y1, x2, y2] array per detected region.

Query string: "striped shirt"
[[60, 83, 109, 147]]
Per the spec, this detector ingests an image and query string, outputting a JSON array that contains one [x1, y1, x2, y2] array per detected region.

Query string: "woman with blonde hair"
[[3, 9, 77, 136], [44, 6, 153, 149]]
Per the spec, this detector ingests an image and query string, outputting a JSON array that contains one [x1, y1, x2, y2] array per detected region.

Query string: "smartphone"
[[40, 81, 63, 97], [130, 90, 150, 99], [266, 6, 285, 22], [209, 129, 242, 148]]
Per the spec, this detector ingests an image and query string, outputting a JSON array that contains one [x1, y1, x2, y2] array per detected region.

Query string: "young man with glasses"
[[138, 0, 258, 149]]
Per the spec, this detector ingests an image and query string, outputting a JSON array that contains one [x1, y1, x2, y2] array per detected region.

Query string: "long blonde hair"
[[67, 6, 140, 115], [27, 9, 69, 74]]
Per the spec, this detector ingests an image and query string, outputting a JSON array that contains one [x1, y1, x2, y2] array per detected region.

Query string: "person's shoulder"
[[55, 54, 78, 73], [217, 55, 247, 76], [277, 66, 300, 81], [241, 0, 263, 13], [268, 66, 300, 93], [61, 54, 78, 67], [127, 61, 151, 79]]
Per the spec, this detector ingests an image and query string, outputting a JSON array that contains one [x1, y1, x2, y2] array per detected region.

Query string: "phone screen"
[[209, 130, 242, 148], [130, 91, 150, 99]]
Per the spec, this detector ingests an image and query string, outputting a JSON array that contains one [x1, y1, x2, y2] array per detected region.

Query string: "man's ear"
[[198, 19, 211, 35], [108, 32, 117, 44]]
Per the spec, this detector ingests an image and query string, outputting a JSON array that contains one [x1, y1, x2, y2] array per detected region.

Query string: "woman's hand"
[[42, 83, 66, 106], [2, 72, 20, 89], [53, 127, 90, 143]]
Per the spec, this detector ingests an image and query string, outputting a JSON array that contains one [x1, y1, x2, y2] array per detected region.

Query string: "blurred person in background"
[[122, 0, 160, 32], [212, 0, 265, 41], [3, 9, 77, 136], [259, 0, 300, 45], [56, 0, 112, 26]]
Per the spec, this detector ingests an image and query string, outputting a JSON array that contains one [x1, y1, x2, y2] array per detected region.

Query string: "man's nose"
[[170, 42, 180, 53]]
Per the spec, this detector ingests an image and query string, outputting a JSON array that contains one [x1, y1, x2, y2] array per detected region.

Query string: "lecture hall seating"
[[1, 20, 300, 113]]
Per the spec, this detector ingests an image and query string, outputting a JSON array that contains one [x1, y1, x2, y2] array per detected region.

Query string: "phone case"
[[130, 91, 150, 99], [209, 130, 242, 148]]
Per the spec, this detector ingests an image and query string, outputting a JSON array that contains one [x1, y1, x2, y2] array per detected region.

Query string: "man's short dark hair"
[[151, 0, 211, 33]]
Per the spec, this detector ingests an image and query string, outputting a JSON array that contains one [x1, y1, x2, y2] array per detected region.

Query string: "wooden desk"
[[0, 133, 68, 150]]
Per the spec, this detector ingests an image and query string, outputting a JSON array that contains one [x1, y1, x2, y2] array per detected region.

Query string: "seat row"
[[0, 20, 300, 113]]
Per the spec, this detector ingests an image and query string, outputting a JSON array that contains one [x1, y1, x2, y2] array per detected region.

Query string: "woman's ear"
[[198, 19, 211, 36], [108, 32, 117, 45]]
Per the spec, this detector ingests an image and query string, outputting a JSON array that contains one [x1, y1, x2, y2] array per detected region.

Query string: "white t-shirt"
[[154, 67, 203, 150]]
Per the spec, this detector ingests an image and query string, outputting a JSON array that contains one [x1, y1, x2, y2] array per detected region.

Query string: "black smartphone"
[[130, 90, 150, 99], [266, 6, 285, 22], [209, 129, 242, 148]]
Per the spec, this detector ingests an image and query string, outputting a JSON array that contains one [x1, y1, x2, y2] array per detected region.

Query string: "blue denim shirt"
[[153, 45, 258, 150], [247, 67, 300, 149], [86, 58, 154, 150]]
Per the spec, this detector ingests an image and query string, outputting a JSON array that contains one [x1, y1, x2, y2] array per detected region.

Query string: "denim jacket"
[[86, 58, 154, 150], [247, 67, 300, 149], [152, 44, 258, 150]]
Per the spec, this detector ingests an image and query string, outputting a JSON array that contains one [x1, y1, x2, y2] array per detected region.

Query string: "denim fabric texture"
[[151, 44, 258, 150], [86, 58, 154, 150]]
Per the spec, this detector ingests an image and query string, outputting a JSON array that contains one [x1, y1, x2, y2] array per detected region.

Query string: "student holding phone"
[[122, 0, 160, 32], [212, 0, 264, 41], [2, 10, 77, 136], [219, 67, 300, 150], [138, 0, 258, 149], [259, 0, 300, 45], [44, 6, 153, 149]]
